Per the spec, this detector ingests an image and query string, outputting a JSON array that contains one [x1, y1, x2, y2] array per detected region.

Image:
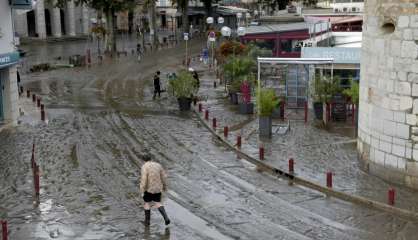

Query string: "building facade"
[[358, 0, 418, 188], [0, 0, 22, 125], [13, 0, 91, 39]]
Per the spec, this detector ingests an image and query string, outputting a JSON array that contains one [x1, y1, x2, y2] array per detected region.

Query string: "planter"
[[313, 102, 323, 120], [177, 97, 192, 111], [230, 92, 238, 105], [259, 116, 272, 138], [239, 102, 254, 114]]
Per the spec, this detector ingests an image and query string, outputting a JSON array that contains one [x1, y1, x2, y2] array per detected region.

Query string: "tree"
[[55, 0, 137, 55], [171, 0, 189, 34]]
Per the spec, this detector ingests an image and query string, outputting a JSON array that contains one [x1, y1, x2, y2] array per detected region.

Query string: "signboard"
[[183, 33, 189, 41], [301, 47, 361, 64], [208, 31, 216, 42], [0, 52, 20, 69], [10, 0, 33, 9]]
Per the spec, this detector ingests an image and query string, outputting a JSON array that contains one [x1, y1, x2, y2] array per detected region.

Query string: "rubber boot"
[[144, 209, 151, 226], [158, 206, 170, 225]]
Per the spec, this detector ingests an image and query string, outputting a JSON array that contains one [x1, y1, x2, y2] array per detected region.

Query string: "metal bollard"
[[41, 110, 45, 121], [304, 101, 308, 124], [205, 110, 209, 120], [259, 147, 264, 160], [214, 81, 217, 88], [32, 94, 36, 102], [224, 126, 229, 138], [289, 158, 294, 173], [352, 104, 356, 126], [280, 101, 285, 120], [40, 104, 44, 111], [31, 143, 35, 169], [388, 188, 395, 206], [27, 90, 30, 98], [1, 220, 8, 240], [86, 49, 91, 65], [236, 135, 242, 148], [326, 172, 333, 188], [212, 118, 217, 129], [198, 103, 202, 112], [37, 98, 41, 108]]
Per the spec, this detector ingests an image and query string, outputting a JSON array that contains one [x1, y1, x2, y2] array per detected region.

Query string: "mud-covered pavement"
[[1, 40, 418, 239]]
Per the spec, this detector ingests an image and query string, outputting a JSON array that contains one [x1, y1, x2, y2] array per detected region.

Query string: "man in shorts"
[[140, 154, 171, 226]]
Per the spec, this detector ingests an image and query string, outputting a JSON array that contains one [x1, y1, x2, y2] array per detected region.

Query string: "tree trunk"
[[105, 8, 117, 56], [149, 1, 158, 50], [182, 5, 189, 34]]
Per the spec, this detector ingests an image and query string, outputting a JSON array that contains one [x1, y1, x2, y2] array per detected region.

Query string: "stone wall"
[[359, 0, 418, 188]]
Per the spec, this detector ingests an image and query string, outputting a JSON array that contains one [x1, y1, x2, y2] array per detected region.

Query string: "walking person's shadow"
[[142, 225, 171, 240]]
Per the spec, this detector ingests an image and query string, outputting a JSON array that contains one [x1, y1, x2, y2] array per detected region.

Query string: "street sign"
[[183, 33, 189, 41], [208, 31, 216, 42]]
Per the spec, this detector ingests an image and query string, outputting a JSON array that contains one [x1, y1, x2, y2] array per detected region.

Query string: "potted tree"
[[257, 88, 280, 138], [311, 74, 341, 120], [169, 70, 198, 111], [343, 79, 359, 123], [223, 56, 255, 105]]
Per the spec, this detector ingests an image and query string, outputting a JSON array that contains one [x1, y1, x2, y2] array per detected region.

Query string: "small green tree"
[[169, 70, 198, 98], [257, 88, 280, 117], [223, 56, 256, 93], [343, 79, 359, 105], [312, 73, 341, 103]]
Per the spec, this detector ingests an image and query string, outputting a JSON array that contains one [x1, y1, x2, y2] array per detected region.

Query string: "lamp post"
[[207, 17, 216, 69]]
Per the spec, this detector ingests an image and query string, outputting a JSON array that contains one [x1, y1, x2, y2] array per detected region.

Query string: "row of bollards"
[[198, 102, 397, 207], [25, 88, 46, 122]]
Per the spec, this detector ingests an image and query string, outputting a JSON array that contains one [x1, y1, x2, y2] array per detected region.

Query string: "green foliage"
[[257, 88, 280, 117], [312, 73, 341, 103], [343, 79, 359, 104], [169, 70, 198, 98], [53, 0, 137, 11], [223, 56, 256, 93], [245, 42, 273, 60]]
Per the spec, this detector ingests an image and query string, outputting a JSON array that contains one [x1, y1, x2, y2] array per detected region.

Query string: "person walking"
[[140, 154, 171, 226], [153, 71, 161, 99]]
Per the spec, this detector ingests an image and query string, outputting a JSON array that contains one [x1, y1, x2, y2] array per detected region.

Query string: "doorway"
[[26, 10, 36, 37], [44, 9, 52, 36], [60, 9, 66, 35]]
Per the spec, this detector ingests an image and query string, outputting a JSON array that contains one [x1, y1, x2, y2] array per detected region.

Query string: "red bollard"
[[1, 220, 8, 240], [34, 164, 40, 198], [388, 188, 395, 206], [41, 104, 44, 111], [37, 98, 41, 108], [280, 101, 285, 120], [223, 126, 229, 138], [27, 90, 30, 98], [326, 103, 331, 122], [205, 110, 209, 120], [41, 110, 45, 121], [31, 143, 35, 169], [212, 118, 217, 129], [236, 135, 242, 148], [198, 103, 202, 112], [259, 147, 264, 160], [289, 158, 294, 173], [304, 101, 308, 124], [326, 172, 333, 188], [32, 94, 36, 102]]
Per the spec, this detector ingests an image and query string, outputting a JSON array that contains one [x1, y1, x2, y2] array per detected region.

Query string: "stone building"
[[358, 0, 418, 188], [13, 0, 91, 39], [0, 0, 22, 125]]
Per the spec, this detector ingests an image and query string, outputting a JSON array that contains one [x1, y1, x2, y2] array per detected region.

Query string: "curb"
[[193, 105, 418, 221]]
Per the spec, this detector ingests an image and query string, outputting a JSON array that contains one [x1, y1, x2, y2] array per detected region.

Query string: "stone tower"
[[358, 0, 418, 188]]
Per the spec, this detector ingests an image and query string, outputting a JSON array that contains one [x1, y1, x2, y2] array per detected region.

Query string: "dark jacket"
[[154, 74, 160, 87]]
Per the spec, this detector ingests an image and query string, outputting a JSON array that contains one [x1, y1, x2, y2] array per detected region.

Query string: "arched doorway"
[[60, 9, 66, 35], [44, 9, 52, 36], [26, 10, 36, 37]]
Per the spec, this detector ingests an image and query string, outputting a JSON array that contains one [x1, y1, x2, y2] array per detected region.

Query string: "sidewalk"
[[193, 61, 418, 214]]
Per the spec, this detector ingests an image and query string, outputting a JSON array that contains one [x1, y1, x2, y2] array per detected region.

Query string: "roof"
[[216, 5, 249, 15], [244, 22, 309, 35]]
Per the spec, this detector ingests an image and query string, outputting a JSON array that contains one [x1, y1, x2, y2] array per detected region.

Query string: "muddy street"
[[1, 40, 418, 239]]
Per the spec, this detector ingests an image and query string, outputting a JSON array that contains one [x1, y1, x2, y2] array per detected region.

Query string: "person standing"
[[153, 71, 161, 99], [140, 154, 171, 226]]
